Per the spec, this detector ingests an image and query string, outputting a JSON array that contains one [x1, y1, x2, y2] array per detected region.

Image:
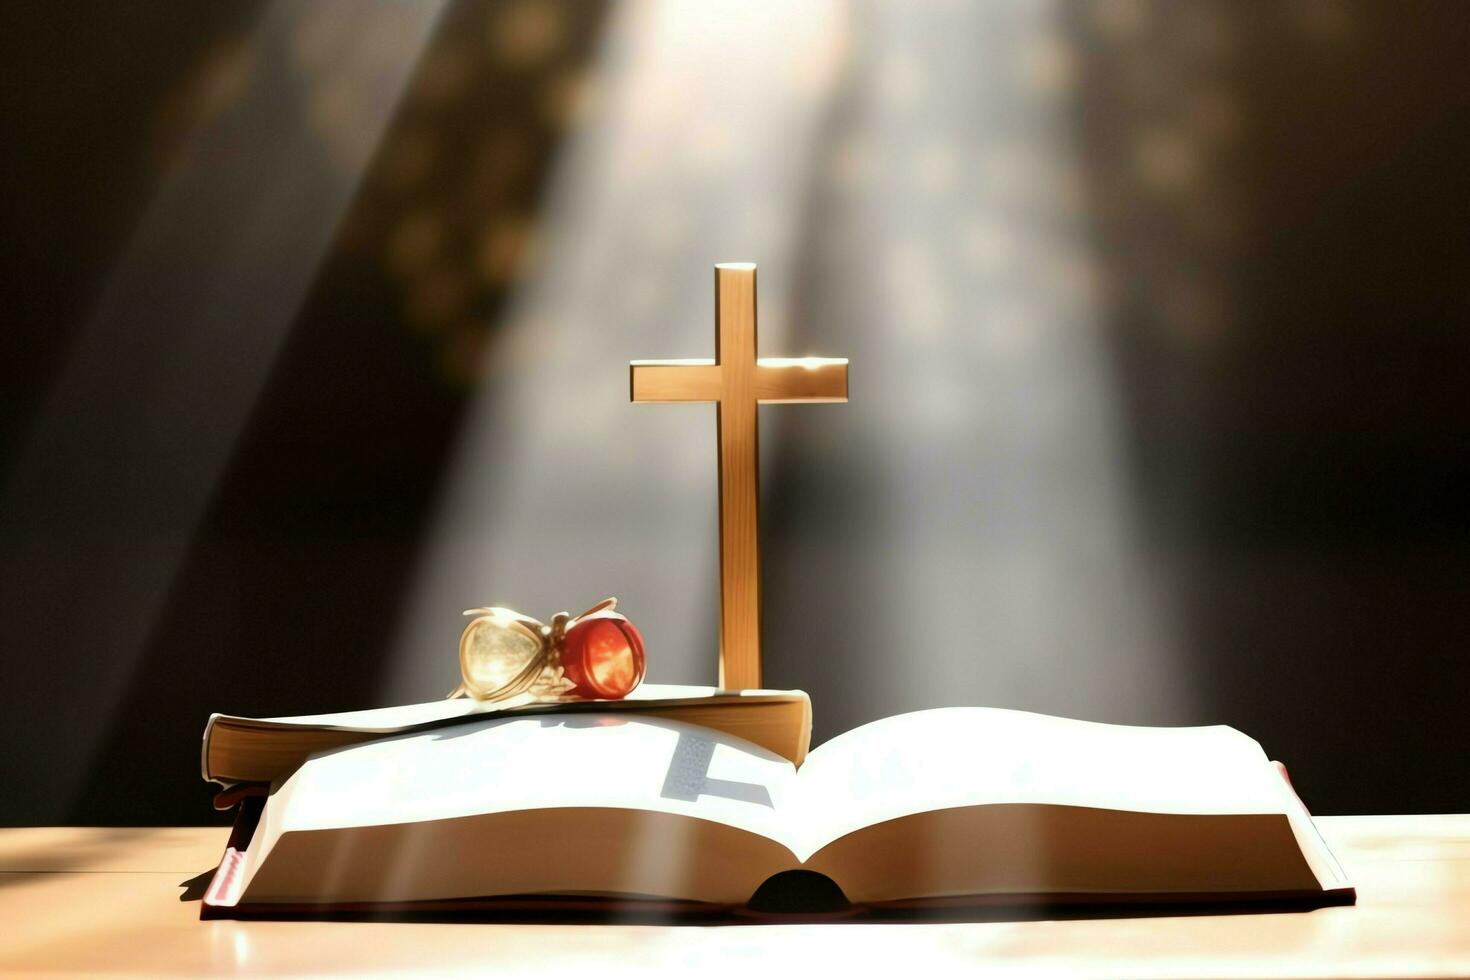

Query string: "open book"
[[202, 706, 1353, 916]]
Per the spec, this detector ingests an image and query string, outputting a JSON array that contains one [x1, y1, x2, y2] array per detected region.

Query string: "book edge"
[[204, 799, 1353, 914], [202, 690, 811, 784]]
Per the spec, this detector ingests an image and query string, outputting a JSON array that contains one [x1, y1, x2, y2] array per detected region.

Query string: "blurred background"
[[1, 0, 1467, 825]]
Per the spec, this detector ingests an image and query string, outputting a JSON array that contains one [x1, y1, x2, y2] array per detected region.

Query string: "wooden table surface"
[[2, 815, 1467, 978]]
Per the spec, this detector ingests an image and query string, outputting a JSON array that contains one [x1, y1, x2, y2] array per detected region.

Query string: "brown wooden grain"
[[631, 264, 848, 690]]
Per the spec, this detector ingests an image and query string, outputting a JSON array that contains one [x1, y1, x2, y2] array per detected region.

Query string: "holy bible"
[[201, 685, 814, 787], [201, 704, 1353, 917]]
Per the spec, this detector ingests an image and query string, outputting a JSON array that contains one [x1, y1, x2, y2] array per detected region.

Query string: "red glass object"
[[558, 611, 646, 699]]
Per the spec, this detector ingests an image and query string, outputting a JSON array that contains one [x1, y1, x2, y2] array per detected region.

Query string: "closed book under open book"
[[202, 685, 814, 786], [202, 703, 1354, 917]]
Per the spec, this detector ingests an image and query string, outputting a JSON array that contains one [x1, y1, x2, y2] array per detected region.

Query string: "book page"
[[790, 707, 1295, 859], [245, 684, 771, 730], [234, 714, 810, 905], [270, 713, 800, 850]]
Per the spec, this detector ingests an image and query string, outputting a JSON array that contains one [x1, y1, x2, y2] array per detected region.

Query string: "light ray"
[[382, 0, 851, 700], [382, 0, 1188, 739], [0, 0, 448, 815]]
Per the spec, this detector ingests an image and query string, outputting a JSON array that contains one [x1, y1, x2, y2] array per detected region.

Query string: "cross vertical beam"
[[713, 265, 760, 692], [630, 263, 848, 690]]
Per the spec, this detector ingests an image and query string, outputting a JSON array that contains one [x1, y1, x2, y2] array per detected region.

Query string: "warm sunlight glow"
[[0, 0, 448, 813], [757, 357, 849, 371], [384, 0, 1188, 732]]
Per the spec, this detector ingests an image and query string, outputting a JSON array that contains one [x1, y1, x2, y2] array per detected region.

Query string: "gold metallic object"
[[630, 263, 848, 690], [451, 597, 647, 702]]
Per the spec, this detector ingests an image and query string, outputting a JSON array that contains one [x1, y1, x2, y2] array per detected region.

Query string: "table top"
[[2, 815, 1468, 978]]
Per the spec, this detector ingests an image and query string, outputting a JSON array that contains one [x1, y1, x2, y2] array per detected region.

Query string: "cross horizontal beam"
[[629, 357, 849, 403]]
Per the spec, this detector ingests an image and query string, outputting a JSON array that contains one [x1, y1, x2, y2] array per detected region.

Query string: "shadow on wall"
[[1066, 1, 1470, 812]]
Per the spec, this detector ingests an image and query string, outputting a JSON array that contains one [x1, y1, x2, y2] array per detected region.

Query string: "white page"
[[240, 684, 775, 730], [790, 707, 1294, 859], [273, 713, 799, 850]]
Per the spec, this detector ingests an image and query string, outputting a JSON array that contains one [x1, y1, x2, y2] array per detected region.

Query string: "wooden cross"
[[630, 263, 848, 690]]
